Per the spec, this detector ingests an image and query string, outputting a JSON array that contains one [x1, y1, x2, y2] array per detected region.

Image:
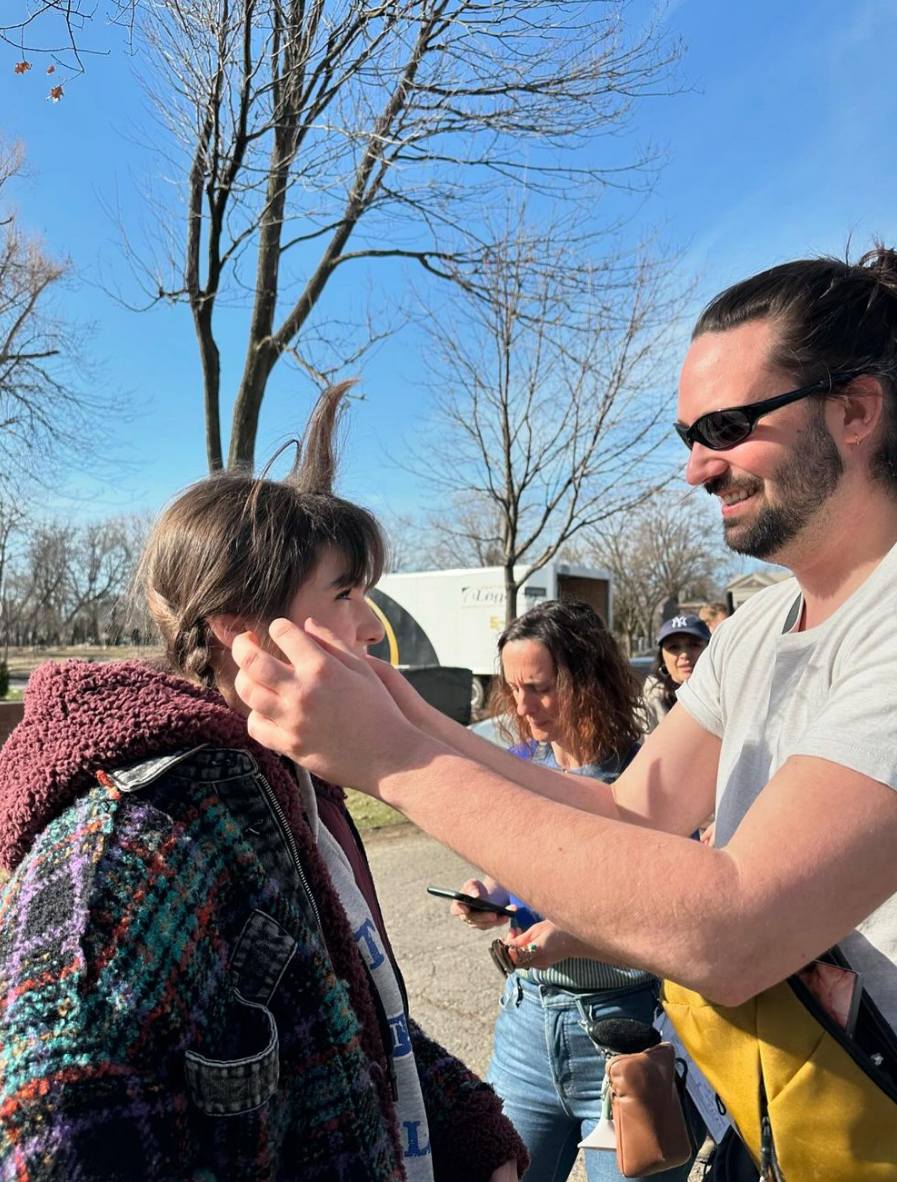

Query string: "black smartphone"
[[426, 886, 516, 917]]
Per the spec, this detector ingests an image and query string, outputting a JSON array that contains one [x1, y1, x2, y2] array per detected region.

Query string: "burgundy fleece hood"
[[0, 658, 311, 874]]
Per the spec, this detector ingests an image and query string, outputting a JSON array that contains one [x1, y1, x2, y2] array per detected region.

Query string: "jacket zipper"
[[256, 771, 324, 945]]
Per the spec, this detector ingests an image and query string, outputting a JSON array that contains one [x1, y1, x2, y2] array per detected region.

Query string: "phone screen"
[[426, 886, 514, 916]]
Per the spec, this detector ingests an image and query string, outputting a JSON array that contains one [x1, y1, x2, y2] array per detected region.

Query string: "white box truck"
[[368, 562, 612, 710]]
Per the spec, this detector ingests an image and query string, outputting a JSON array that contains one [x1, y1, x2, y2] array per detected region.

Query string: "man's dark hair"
[[694, 245, 897, 489]]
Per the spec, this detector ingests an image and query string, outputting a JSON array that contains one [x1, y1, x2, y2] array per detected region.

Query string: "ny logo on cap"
[[670, 615, 690, 628]]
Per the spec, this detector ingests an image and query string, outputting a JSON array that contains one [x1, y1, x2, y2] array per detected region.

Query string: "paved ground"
[[365, 823, 709, 1182]]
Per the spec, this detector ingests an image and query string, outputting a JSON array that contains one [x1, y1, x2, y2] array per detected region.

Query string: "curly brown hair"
[[488, 598, 642, 764]]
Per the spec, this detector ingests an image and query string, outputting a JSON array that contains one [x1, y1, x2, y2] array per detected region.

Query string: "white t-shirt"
[[678, 540, 897, 1029]]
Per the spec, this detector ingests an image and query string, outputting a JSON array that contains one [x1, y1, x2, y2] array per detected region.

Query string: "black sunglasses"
[[675, 372, 858, 451]]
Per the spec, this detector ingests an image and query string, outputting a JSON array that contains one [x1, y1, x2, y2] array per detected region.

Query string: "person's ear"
[[836, 375, 885, 447], [207, 614, 250, 650]]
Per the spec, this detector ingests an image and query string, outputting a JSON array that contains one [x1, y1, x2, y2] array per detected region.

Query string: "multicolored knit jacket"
[[0, 660, 527, 1182]]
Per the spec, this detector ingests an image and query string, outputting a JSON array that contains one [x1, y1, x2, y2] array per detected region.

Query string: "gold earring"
[[853, 433, 861, 446]]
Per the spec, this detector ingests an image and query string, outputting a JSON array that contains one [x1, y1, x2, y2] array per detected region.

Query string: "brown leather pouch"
[[606, 1042, 692, 1177]]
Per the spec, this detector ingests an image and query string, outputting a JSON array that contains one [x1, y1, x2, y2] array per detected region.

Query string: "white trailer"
[[368, 562, 612, 709]]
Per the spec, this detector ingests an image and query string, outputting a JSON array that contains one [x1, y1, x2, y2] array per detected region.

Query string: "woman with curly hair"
[[450, 599, 700, 1182]]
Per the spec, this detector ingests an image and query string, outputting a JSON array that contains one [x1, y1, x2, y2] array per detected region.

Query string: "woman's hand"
[[450, 878, 512, 931], [502, 920, 580, 970], [488, 1161, 519, 1182]]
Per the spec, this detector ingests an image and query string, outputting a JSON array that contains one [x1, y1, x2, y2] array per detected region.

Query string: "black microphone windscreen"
[[586, 1017, 661, 1055]]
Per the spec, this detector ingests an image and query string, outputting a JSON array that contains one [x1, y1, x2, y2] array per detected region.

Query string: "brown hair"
[[699, 602, 728, 624], [693, 245, 897, 489], [138, 383, 385, 687], [488, 598, 642, 764]]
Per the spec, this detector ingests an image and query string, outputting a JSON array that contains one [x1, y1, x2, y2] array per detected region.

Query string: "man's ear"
[[207, 614, 249, 650], [838, 375, 885, 445]]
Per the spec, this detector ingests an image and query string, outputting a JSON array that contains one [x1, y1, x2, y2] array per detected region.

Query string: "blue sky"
[[3, 0, 897, 525]]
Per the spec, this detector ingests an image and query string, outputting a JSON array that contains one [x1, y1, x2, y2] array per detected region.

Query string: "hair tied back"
[[858, 243, 897, 301]]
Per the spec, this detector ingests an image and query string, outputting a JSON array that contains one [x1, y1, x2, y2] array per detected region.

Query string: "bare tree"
[[588, 491, 731, 652], [387, 496, 504, 571], [0, 136, 102, 489], [4, 513, 150, 645], [0, 500, 26, 657], [116, 0, 681, 473], [408, 204, 688, 625]]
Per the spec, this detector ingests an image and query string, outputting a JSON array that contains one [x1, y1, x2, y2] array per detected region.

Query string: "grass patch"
[[344, 789, 407, 832], [5, 645, 162, 678]]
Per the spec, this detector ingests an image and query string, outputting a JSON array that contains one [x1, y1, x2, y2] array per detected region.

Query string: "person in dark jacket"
[[0, 383, 527, 1182]]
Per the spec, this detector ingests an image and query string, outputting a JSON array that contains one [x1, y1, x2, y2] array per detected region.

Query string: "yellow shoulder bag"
[[662, 950, 897, 1181]]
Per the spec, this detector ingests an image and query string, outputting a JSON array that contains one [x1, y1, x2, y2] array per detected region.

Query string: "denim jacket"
[[0, 659, 527, 1182]]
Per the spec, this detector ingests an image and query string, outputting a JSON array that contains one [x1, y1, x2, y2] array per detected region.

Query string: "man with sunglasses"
[[232, 250, 897, 1168]]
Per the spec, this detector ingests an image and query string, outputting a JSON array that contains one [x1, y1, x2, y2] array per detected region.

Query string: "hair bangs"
[[326, 497, 385, 590]]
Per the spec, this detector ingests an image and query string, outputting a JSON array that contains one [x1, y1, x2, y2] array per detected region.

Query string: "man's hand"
[[366, 656, 437, 732], [450, 878, 511, 931], [232, 618, 421, 790]]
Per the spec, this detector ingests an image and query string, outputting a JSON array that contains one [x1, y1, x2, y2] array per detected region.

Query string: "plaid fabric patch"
[[0, 782, 403, 1182]]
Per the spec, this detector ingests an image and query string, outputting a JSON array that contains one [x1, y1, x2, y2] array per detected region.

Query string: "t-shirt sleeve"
[[789, 629, 897, 791], [674, 631, 726, 739]]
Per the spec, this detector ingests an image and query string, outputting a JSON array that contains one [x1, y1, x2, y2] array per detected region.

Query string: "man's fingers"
[[246, 711, 298, 759], [265, 617, 335, 667], [233, 668, 282, 718], [301, 617, 359, 662], [268, 616, 365, 674], [232, 629, 296, 690]]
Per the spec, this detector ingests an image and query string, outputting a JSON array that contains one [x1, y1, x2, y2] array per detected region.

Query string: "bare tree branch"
[[587, 491, 733, 650], [0, 135, 112, 494], [113, 0, 683, 471], [402, 202, 692, 624]]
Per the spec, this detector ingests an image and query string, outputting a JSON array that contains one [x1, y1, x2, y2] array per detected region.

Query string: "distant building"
[[726, 569, 791, 611]]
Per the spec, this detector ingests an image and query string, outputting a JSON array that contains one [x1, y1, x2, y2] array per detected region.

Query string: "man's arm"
[[367, 655, 718, 837], [232, 621, 897, 1006]]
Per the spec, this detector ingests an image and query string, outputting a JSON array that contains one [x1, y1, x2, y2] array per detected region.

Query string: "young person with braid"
[[0, 385, 527, 1182]]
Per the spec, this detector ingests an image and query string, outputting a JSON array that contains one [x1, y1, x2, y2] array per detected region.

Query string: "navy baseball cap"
[[657, 614, 711, 644]]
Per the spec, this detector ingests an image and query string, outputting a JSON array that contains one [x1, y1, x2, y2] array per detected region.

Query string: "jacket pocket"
[[185, 991, 279, 1116]]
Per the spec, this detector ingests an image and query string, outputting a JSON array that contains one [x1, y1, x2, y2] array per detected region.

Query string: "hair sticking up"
[[694, 242, 897, 490], [290, 381, 352, 494], [138, 382, 384, 688]]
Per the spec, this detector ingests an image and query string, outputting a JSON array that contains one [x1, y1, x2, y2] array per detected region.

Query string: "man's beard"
[[706, 415, 843, 559]]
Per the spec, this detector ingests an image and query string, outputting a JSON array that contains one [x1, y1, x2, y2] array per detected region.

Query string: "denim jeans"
[[487, 974, 702, 1182]]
